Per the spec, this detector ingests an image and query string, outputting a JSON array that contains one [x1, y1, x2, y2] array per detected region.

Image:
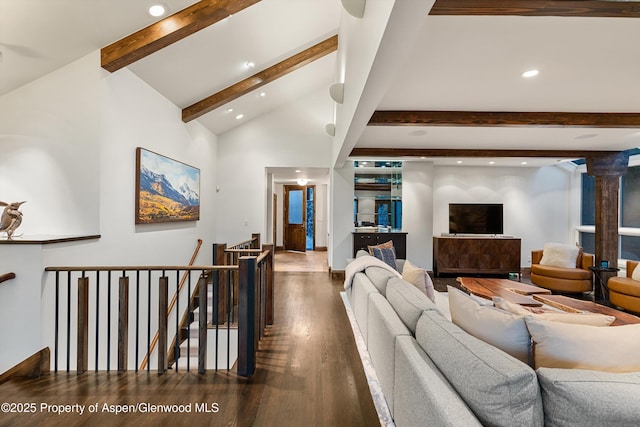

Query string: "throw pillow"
[[539, 242, 580, 269], [448, 286, 531, 365], [371, 246, 397, 271], [632, 263, 640, 282], [402, 260, 436, 302], [524, 316, 640, 372], [368, 239, 394, 255], [493, 297, 615, 326]]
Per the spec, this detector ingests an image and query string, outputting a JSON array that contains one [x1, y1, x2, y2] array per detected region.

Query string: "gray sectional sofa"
[[344, 252, 640, 427]]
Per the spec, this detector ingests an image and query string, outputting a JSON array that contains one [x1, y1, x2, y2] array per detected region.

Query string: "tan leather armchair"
[[530, 249, 594, 293], [607, 260, 640, 314]]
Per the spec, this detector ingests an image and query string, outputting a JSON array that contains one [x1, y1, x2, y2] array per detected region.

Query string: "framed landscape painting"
[[135, 148, 200, 224]]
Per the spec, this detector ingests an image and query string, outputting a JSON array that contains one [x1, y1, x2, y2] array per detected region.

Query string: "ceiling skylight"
[[521, 69, 539, 78]]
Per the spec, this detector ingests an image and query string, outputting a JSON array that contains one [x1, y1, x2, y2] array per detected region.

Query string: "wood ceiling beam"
[[368, 111, 640, 128], [349, 148, 620, 159], [182, 35, 338, 122], [101, 0, 261, 72], [430, 0, 640, 18]]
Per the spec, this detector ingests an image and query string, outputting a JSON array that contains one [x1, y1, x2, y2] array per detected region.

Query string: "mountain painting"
[[135, 148, 200, 224]]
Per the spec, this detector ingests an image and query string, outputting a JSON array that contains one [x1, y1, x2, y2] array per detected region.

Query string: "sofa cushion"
[[367, 293, 411, 417], [416, 310, 543, 427], [530, 264, 591, 280], [493, 296, 615, 326], [386, 277, 438, 334], [448, 287, 531, 365], [540, 242, 580, 269], [524, 316, 640, 372], [401, 260, 435, 302], [350, 272, 378, 345], [537, 368, 640, 427], [364, 266, 397, 296], [393, 336, 482, 427]]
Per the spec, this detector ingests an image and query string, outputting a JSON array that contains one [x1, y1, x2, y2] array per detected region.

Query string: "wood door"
[[284, 185, 306, 252]]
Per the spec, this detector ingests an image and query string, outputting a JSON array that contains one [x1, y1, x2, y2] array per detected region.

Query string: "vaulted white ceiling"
[[2, 0, 640, 170]]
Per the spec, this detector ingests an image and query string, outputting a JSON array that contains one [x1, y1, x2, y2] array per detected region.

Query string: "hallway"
[[274, 250, 329, 273], [0, 264, 378, 426]]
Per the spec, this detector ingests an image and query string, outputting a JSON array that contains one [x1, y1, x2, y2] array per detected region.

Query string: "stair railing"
[[44, 237, 273, 377], [140, 239, 202, 371]]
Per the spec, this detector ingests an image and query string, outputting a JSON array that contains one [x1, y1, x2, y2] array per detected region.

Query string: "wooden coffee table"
[[533, 294, 640, 326], [457, 277, 551, 307], [457, 277, 640, 326]]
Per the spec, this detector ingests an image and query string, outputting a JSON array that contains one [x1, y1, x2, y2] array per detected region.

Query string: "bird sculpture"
[[0, 201, 26, 239]]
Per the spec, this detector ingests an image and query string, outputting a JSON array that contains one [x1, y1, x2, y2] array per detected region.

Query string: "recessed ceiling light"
[[295, 170, 302, 173], [148, 3, 167, 17], [489, 161, 495, 165], [522, 69, 539, 78], [246, 61, 255, 69], [225, 108, 234, 113], [457, 160, 463, 164], [420, 157, 427, 160], [521, 161, 528, 165], [259, 92, 266, 97], [235, 114, 244, 120]]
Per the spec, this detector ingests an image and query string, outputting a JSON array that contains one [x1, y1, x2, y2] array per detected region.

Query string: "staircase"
[[173, 282, 238, 371]]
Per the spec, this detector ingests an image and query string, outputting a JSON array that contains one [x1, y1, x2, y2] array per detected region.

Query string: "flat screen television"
[[448, 203, 503, 235]]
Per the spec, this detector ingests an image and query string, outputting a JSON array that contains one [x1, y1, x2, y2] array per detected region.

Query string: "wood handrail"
[[44, 265, 237, 272], [0, 272, 16, 284], [225, 248, 262, 254], [140, 239, 202, 371]]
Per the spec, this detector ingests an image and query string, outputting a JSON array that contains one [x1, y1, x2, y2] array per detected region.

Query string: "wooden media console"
[[433, 236, 521, 277]]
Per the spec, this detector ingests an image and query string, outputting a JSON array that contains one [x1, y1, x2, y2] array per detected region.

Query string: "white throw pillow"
[[524, 316, 640, 372], [402, 260, 435, 302], [493, 297, 615, 326], [539, 242, 579, 269], [632, 264, 640, 282], [448, 286, 531, 364]]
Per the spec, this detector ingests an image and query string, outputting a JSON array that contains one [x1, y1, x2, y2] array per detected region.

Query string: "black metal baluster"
[[135, 270, 140, 372], [66, 272, 71, 372], [54, 271, 59, 373], [227, 268, 232, 371], [175, 269, 180, 371], [107, 271, 112, 373], [95, 271, 100, 372], [147, 269, 151, 372]]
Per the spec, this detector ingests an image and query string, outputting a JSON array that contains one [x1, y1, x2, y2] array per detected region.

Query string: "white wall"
[[329, 164, 355, 270], [402, 161, 434, 268], [433, 164, 574, 269], [0, 53, 101, 235], [0, 52, 218, 372], [216, 87, 333, 245]]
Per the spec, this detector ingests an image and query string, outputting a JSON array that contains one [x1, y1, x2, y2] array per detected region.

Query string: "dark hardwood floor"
[[0, 268, 379, 426]]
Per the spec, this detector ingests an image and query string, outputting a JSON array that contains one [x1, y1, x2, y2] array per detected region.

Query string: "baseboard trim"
[[330, 269, 345, 280], [0, 347, 50, 384]]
